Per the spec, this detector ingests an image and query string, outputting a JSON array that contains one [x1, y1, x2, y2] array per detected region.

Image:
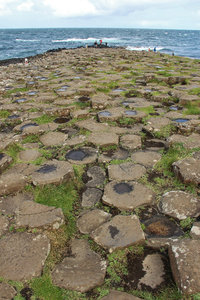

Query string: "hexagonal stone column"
[[52, 239, 107, 292]]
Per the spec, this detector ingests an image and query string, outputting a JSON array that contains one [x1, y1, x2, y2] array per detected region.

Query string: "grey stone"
[[168, 133, 200, 149], [0, 215, 9, 237], [173, 155, 200, 185], [137, 254, 165, 289], [52, 239, 107, 292], [190, 222, 200, 239], [0, 282, 17, 300], [108, 162, 146, 181], [87, 131, 119, 147], [120, 134, 142, 150], [31, 159, 74, 186], [19, 149, 41, 162], [15, 201, 65, 229], [86, 166, 106, 188], [131, 151, 162, 168], [159, 191, 200, 220], [103, 181, 155, 211], [143, 117, 172, 134], [0, 193, 33, 215], [169, 239, 200, 295], [77, 209, 112, 234], [40, 131, 68, 147], [98, 148, 129, 164], [91, 215, 145, 252], [82, 188, 103, 207], [101, 290, 142, 300], [0, 153, 13, 174], [0, 172, 26, 196], [0, 233, 50, 281]]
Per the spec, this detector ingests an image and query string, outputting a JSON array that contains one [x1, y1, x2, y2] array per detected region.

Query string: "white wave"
[[126, 46, 164, 51], [16, 39, 39, 42], [52, 37, 120, 43]]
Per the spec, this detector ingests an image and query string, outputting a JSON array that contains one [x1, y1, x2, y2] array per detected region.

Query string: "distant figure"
[[148, 48, 150, 52], [25, 58, 28, 65], [100, 39, 102, 45], [154, 47, 156, 52], [172, 52, 174, 56], [94, 41, 97, 47], [105, 42, 108, 47]]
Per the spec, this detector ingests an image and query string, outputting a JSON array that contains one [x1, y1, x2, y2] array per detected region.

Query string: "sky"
[[0, 0, 200, 30]]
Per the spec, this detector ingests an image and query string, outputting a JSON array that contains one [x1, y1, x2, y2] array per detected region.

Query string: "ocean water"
[[0, 28, 200, 61]]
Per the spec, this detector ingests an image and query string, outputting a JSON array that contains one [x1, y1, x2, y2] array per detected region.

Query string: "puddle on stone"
[[7, 114, 20, 119], [144, 89, 153, 93], [28, 91, 37, 96], [0, 153, 5, 160], [169, 106, 179, 111], [54, 117, 70, 124], [173, 118, 189, 123], [20, 123, 38, 131], [109, 225, 120, 239], [114, 182, 133, 194], [56, 85, 69, 92], [78, 96, 90, 102], [113, 88, 125, 92], [27, 81, 35, 85], [37, 164, 57, 174], [98, 111, 112, 117], [143, 215, 183, 238], [66, 149, 88, 161], [122, 102, 131, 107], [14, 98, 27, 103], [124, 110, 137, 116]]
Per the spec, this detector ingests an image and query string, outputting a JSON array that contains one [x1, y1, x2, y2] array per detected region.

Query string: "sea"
[[0, 27, 200, 61]]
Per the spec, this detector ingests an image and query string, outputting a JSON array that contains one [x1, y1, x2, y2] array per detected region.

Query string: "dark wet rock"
[[120, 134, 142, 150], [159, 191, 200, 220], [15, 200, 64, 229], [54, 117, 70, 124], [190, 222, 200, 239], [90, 215, 145, 252], [40, 131, 68, 147], [77, 209, 111, 234], [131, 151, 162, 168], [99, 148, 129, 163], [143, 215, 183, 238], [101, 290, 142, 300], [20, 122, 39, 131], [169, 239, 200, 295], [0, 282, 17, 300], [31, 159, 74, 186], [137, 254, 165, 290], [108, 162, 146, 181], [87, 131, 119, 147], [0, 232, 50, 281], [144, 138, 167, 151], [65, 147, 98, 165], [86, 166, 106, 188], [19, 149, 41, 162], [82, 188, 103, 207], [103, 181, 155, 211], [0, 215, 9, 237], [52, 239, 107, 292], [0, 153, 13, 173], [172, 155, 200, 185], [167, 133, 200, 149]]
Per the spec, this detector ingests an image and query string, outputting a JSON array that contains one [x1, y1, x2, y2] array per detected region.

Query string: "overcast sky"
[[0, 0, 200, 30]]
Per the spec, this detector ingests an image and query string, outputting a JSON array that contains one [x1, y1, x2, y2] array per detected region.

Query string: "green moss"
[[183, 102, 200, 115], [118, 117, 136, 126], [21, 134, 40, 144], [153, 124, 176, 139], [188, 87, 200, 96], [4, 87, 29, 98], [34, 114, 55, 124], [180, 217, 195, 230], [130, 285, 182, 300], [0, 110, 10, 118], [137, 106, 155, 115], [5, 143, 23, 164]]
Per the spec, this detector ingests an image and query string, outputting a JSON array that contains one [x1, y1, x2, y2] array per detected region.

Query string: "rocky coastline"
[[0, 47, 200, 299]]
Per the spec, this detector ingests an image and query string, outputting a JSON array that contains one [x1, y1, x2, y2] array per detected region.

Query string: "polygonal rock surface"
[[87, 132, 119, 147], [0, 153, 13, 173], [91, 215, 145, 252], [0, 233, 50, 281], [137, 254, 165, 289], [0, 215, 9, 236], [143, 117, 171, 134], [173, 156, 200, 185], [82, 188, 103, 207], [0, 192, 33, 215], [31, 159, 74, 186], [101, 290, 142, 300], [168, 133, 200, 149], [0, 282, 17, 300], [19, 149, 41, 162], [131, 151, 162, 168], [15, 201, 64, 229], [159, 191, 200, 220], [120, 134, 142, 150], [65, 147, 98, 165], [98, 148, 129, 163], [40, 131, 68, 146], [103, 181, 155, 210], [169, 239, 200, 295], [0, 172, 26, 196], [190, 222, 200, 239], [77, 209, 112, 234], [52, 239, 107, 292], [86, 166, 106, 188], [108, 162, 146, 181]]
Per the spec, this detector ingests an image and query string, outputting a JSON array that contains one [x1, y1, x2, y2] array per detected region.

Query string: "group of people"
[[93, 40, 108, 48]]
